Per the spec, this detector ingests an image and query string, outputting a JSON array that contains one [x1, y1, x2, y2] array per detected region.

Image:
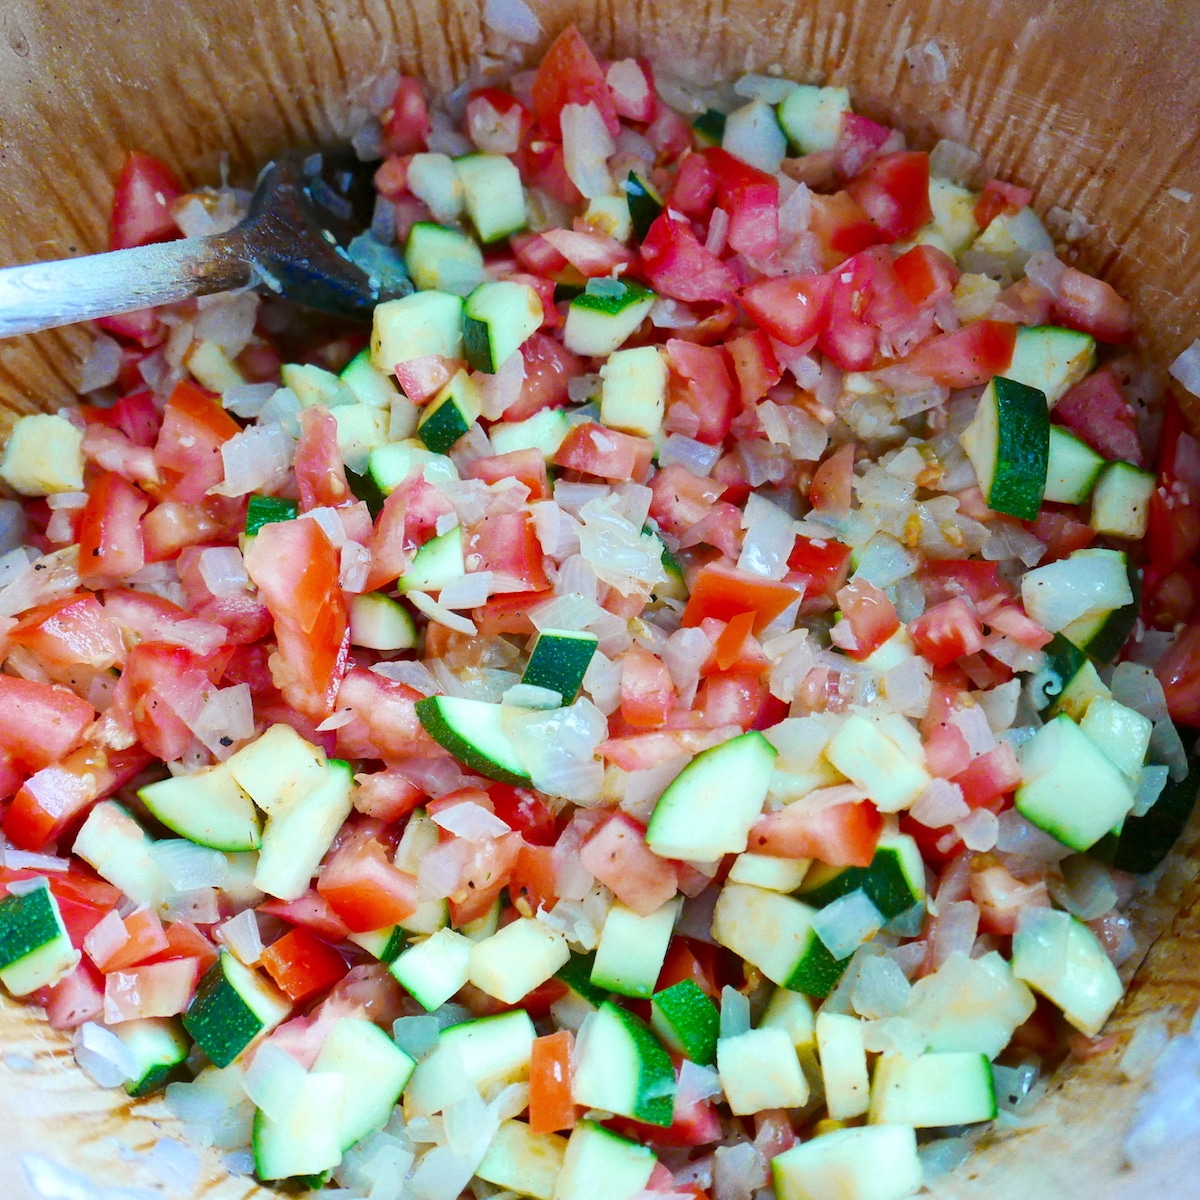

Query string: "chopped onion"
[[198, 546, 248, 597], [217, 908, 263, 965], [1111, 661, 1171, 721], [911, 778, 970, 828], [737, 493, 796, 580], [927, 900, 980, 969], [437, 571, 493, 610], [222, 382, 277, 419], [982, 519, 1046, 567], [904, 39, 948, 85], [1133, 764, 1171, 817], [530, 591, 603, 632], [852, 954, 913, 1018], [950, 704, 997, 755], [733, 73, 798, 104], [561, 102, 615, 199], [213, 423, 293, 497], [83, 909, 129, 966], [658, 433, 721, 477], [1169, 338, 1200, 397], [316, 709, 356, 731], [149, 839, 230, 891], [431, 801, 512, 841], [190, 683, 255, 758], [995, 808, 1072, 862], [812, 889, 885, 959], [722, 100, 787, 174], [78, 334, 122, 393], [407, 590, 478, 635], [713, 1143, 767, 1200], [243, 1042, 308, 1122], [1120, 1014, 1173, 1081], [1055, 855, 1118, 920], [482, 0, 541, 42], [719, 985, 751, 1038], [1024, 250, 1066, 297], [1021, 552, 1132, 632], [74, 1022, 138, 1087], [479, 348, 526, 419], [393, 1014, 442, 1061], [0, 844, 69, 872], [339, 540, 371, 593], [930, 138, 980, 182], [621, 756, 688, 822], [372, 659, 440, 695], [955, 807, 999, 852], [196, 291, 259, 357]]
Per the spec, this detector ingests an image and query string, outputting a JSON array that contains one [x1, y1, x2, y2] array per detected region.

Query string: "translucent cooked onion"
[[719, 985, 751, 1038], [243, 1042, 307, 1122], [1169, 338, 1200, 397], [1021, 552, 1133, 631], [213, 423, 293, 497], [561, 102, 615, 199], [78, 334, 122, 393], [150, 839, 230, 891], [659, 433, 721, 476], [217, 908, 263, 965], [812, 889, 885, 960], [737, 493, 796, 580], [198, 546, 248, 597], [482, 0, 541, 42], [74, 1023, 139, 1087], [431, 801, 512, 840], [929, 138, 981, 182], [1024, 250, 1066, 297]]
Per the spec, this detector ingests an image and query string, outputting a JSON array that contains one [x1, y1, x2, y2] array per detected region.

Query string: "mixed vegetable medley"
[[3, 23, 1200, 1200]]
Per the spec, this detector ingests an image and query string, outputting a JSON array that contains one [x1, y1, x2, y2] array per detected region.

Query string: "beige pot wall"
[[1, 0, 1199, 1196]]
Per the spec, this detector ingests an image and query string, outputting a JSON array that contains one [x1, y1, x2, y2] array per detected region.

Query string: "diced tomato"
[[510, 843, 559, 915], [893, 244, 960, 307], [580, 811, 679, 918], [353, 769, 425, 824], [243, 517, 348, 720], [1052, 368, 1143, 465], [669, 152, 718, 218], [552, 422, 654, 483], [649, 463, 725, 537], [695, 671, 769, 730], [463, 87, 532, 154], [77, 471, 148, 587], [294, 406, 352, 509], [682, 561, 802, 633], [808, 191, 886, 266], [1026, 505, 1096, 563], [151, 920, 219, 974], [447, 832, 523, 926], [748, 792, 882, 867], [0, 676, 94, 773], [333, 667, 433, 760], [657, 938, 721, 999], [901, 319, 1016, 386], [142, 496, 241, 562], [923, 721, 973, 780], [910, 597, 985, 667], [473, 589, 552, 638], [1053, 267, 1134, 344], [953, 743, 1021, 809], [97, 907, 169, 972], [37, 961, 105, 1030], [614, 1097, 724, 1148], [489, 785, 557, 846], [645, 98, 694, 163], [703, 148, 780, 259], [845, 151, 931, 242], [9, 593, 125, 670], [639, 212, 740, 305], [1155, 619, 1200, 727], [917, 559, 1012, 608], [809, 442, 856, 516], [392, 354, 459, 403], [1145, 561, 1200, 630], [175, 545, 272, 645], [260, 927, 349, 1002], [740, 274, 833, 347], [96, 309, 167, 351], [835, 113, 892, 178], [530, 25, 620, 139], [104, 958, 200, 1022], [501, 333, 581, 422], [971, 863, 1050, 936], [724, 330, 783, 405], [464, 511, 551, 593], [317, 830, 419, 932], [529, 1030, 577, 1135], [787, 536, 852, 601], [259, 891, 353, 943], [816, 251, 876, 370], [1148, 398, 1200, 572], [367, 474, 457, 591], [154, 380, 241, 502], [110, 151, 183, 250], [973, 179, 1032, 230], [983, 602, 1052, 649], [380, 77, 431, 156], [835, 578, 900, 660], [663, 339, 739, 445], [540, 228, 634, 278], [711, 610, 756, 673], [618, 645, 676, 729], [373, 154, 410, 200]]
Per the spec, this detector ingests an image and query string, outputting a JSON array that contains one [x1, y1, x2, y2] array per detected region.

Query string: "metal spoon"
[[0, 151, 410, 339]]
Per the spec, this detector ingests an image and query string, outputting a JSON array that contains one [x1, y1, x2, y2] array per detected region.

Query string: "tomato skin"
[[530, 25, 620, 139], [77, 471, 149, 587], [0, 676, 94, 773], [682, 561, 802, 633], [580, 811, 680, 917], [552, 422, 654, 483], [529, 1031, 577, 1135], [973, 179, 1032, 230], [1052, 367, 1143, 466], [845, 151, 932, 242], [639, 212, 740, 305], [154, 380, 241, 502], [1155, 619, 1200, 726], [893, 244, 960, 308], [10, 593, 125, 670], [910, 597, 985, 667], [740, 274, 833, 347], [464, 511, 551, 593], [836, 578, 900, 660], [787, 536, 852, 601], [110, 151, 183, 250], [503, 333, 582, 421], [317, 831, 419, 932], [901, 319, 1017, 386], [489, 785, 557, 846], [380, 77, 431, 156], [294, 406, 352, 509], [748, 794, 882, 867], [724, 330, 782, 405], [243, 517, 349, 720], [703, 147, 780, 259], [260, 928, 349, 1002], [1053, 267, 1134, 344], [664, 339, 739, 445]]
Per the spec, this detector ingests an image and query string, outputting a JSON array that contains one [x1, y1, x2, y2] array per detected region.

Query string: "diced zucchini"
[[404, 221, 485, 296], [245, 494, 298, 536], [1102, 755, 1198, 874], [280, 362, 357, 409], [0, 413, 84, 496], [348, 924, 407, 963], [183, 951, 291, 1068], [692, 108, 727, 147], [73, 801, 173, 908], [556, 950, 610, 1009], [1011, 907, 1123, 1036], [1005, 325, 1096, 406], [815, 1011, 869, 1120], [868, 1051, 996, 1127], [554, 1121, 656, 1200], [798, 831, 925, 919], [650, 979, 720, 1066], [331, 402, 389, 474], [718, 1026, 810, 1114], [0, 882, 79, 996], [389, 928, 472, 1011], [252, 1069, 345, 1181], [111, 1017, 190, 1097], [225, 723, 328, 816], [489, 408, 574, 459], [1060, 554, 1140, 664], [1016, 713, 1134, 851], [1090, 460, 1155, 539], [1034, 632, 1112, 720], [959, 375, 1050, 520], [253, 760, 355, 901], [1045, 425, 1105, 504], [477, 1119, 568, 1200], [573, 1001, 676, 1126], [138, 762, 262, 853], [726, 852, 812, 892], [776, 85, 851, 154], [623, 172, 664, 242], [712, 882, 847, 999], [468, 917, 570, 1004], [1079, 696, 1153, 780], [590, 898, 680, 999], [522, 629, 598, 704], [415, 695, 532, 785], [645, 731, 777, 862], [340, 347, 402, 409], [455, 153, 527, 243], [971, 206, 1054, 271], [563, 280, 656, 357], [586, 193, 633, 244], [368, 438, 460, 496], [406, 153, 465, 223], [370, 290, 464, 372], [772, 1125, 922, 1200], [463, 279, 544, 373], [416, 369, 482, 453], [398, 525, 465, 594], [599, 345, 668, 439], [760, 987, 820, 1085], [824, 715, 931, 814], [349, 591, 417, 650]]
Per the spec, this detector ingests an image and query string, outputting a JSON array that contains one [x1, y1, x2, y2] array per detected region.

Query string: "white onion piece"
[[218, 908, 263, 965], [561, 102, 615, 199], [812, 889, 885, 960], [737, 493, 796, 580], [719, 985, 751, 1038], [190, 683, 255, 758], [927, 900, 980, 970], [1111, 661, 1172, 722], [994, 808, 1073, 862], [502, 683, 562, 712], [196, 291, 259, 357], [437, 571, 493, 610], [478, 349, 526, 420], [150, 839, 230, 891], [851, 954, 913, 1018], [954, 807, 999, 852], [431, 801, 512, 841], [1169, 338, 1200, 398], [904, 39, 949, 84], [910, 778, 970, 828], [78, 334, 122, 393], [530, 591, 603, 632], [950, 704, 997, 755], [407, 590, 477, 635], [198, 546, 249, 597], [243, 1043, 308, 1122], [372, 659, 439, 695], [658, 433, 721, 477], [74, 1022, 139, 1087], [1021, 553, 1133, 632], [1133, 764, 1171, 817], [930, 139, 981, 182], [722, 99, 787, 173], [212, 423, 293, 497], [733, 73, 798, 104], [339, 540, 371, 593], [482, 0, 541, 42], [1024, 250, 1066, 297]]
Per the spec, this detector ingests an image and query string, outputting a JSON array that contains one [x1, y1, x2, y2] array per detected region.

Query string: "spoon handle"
[[0, 232, 255, 338]]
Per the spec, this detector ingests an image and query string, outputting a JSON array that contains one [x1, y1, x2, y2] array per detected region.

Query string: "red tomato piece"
[[893, 244, 961, 308], [110, 151, 183, 250], [619, 644, 677, 730], [809, 443, 856, 517], [953, 743, 1021, 809], [1025, 505, 1096, 563], [448, 833, 523, 926], [639, 213, 740, 305], [644, 98, 693, 162], [901, 319, 1017, 387], [1155, 619, 1200, 727], [552, 422, 654, 482], [682, 562, 802, 633], [294, 406, 352, 509], [846, 151, 932, 242], [817, 251, 877, 370], [473, 589, 553, 638], [9, 593, 125, 670], [1052, 368, 1143, 465], [98, 907, 169, 973], [808, 191, 886, 266], [530, 26, 619, 138], [740, 274, 833, 347], [973, 179, 1032, 230], [37, 962, 105, 1030], [1148, 398, 1200, 572], [96, 309, 167, 350], [669, 152, 718, 218], [489, 785, 557, 847], [317, 833, 419, 933], [104, 958, 200, 1022], [367, 474, 457, 591], [154, 380, 241, 502], [142, 497, 240, 563], [703, 147, 780, 259], [923, 721, 973, 780], [648, 464, 725, 539], [381, 77, 431, 156], [77, 471, 149, 587], [1145, 561, 1200, 630], [502, 333, 581, 422], [530, 1030, 577, 1135], [984, 603, 1052, 649], [696, 671, 769, 731], [1052, 267, 1134, 344], [0, 676, 94, 773], [464, 511, 551, 594], [606, 58, 656, 122], [150, 920, 219, 974], [835, 578, 900, 660], [664, 339, 739, 445], [511, 843, 559, 915], [260, 928, 349, 1002], [392, 354, 460, 403], [242, 517, 349, 720], [258, 891, 352, 943], [910, 597, 985, 667], [918, 559, 1012, 608], [353, 768, 425, 824], [579, 812, 679, 917], [539, 228, 635, 278], [175, 545, 272, 646], [788, 536, 852, 601], [749, 793, 882, 867], [333, 667, 433, 760], [724, 330, 783, 405], [835, 113, 892, 178], [971, 865, 1049, 936]]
